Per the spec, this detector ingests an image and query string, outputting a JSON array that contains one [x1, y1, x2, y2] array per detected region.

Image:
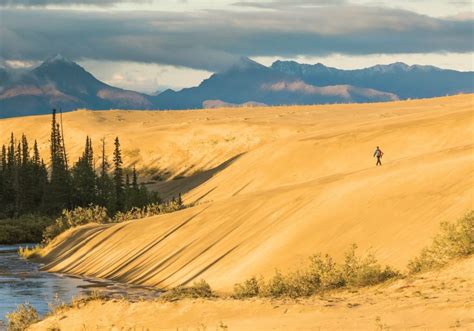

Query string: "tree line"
[[0, 109, 158, 218]]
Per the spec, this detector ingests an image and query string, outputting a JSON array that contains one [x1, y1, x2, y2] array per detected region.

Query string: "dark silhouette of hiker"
[[373, 146, 383, 166]]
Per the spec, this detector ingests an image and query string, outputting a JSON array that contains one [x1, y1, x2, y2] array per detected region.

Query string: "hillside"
[[272, 61, 474, 99], [0, 55, 152, 118], [13, 94, 472, 292], [29, 257, 474, 330], [1, 55, 472, 118]]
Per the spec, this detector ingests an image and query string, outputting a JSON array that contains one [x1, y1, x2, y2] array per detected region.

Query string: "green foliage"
[[1, 110, 160, 244], [113, 136, 125, 213], [41, 198, 185, 243], [160, 279, 214, 301], [408, 211, 474, 273], [0, 134, 48, 218], [341, 244, 399, 287], [6, 303, 39, 331], [0, 215, 53, 244], [71, 136, 96, 206], [43, 205, 111, 243], [233, 245, 399, 299], [233, 276, 263, 298], [113, 198, 182, 223]]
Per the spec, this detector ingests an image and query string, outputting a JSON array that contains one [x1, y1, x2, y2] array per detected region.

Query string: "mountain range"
[[1, 55, 472, 118]]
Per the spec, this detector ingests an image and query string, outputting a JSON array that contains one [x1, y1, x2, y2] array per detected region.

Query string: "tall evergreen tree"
[[112, 137, 124, 212], [96, 138, 114, 211], [46, 109, 71, 212], [72, 136, 96, 207]]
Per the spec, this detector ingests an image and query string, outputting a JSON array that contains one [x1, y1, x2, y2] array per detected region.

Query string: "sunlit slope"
[[28, 257, 474, 330], [35, 95, 473, 291]]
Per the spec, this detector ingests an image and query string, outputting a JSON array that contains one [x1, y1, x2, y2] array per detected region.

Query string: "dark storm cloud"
[[1, 6, 472, 71]]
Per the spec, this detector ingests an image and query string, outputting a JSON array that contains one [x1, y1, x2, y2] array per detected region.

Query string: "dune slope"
[[30, 257, 474, 330], [29, 94, 474, 292]]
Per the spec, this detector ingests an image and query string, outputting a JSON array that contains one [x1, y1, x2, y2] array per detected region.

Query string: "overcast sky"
[[1, 0, 472, 93]]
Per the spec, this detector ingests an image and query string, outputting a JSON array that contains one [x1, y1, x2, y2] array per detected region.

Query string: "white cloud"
[[79, 60, 212, 93]]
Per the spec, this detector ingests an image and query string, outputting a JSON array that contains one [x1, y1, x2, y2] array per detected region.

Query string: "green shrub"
[[43, 205, 111, 243], [6, 303, 39, 331], [0, 215, 53, 245], [262, 270, 288, 297], [41, 199, 186, 243], [341, 244, 399, 287], [160, 279, 214, 301], [307, 254, 344, 289], [408, 210, 474, 273], [233, 276, 263, 298], [113, 199, 184, 223], [233, 245, 399, 299]]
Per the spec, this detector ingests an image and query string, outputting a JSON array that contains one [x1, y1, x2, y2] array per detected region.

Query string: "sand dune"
[[30, 257, 474, 330], [11, 94, 470, 293]]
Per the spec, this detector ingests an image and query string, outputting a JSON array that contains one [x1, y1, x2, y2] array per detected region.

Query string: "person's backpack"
[[379, 150, 384, 157]]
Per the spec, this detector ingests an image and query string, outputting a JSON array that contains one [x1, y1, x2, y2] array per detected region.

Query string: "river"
[[0, 244, 161, 329]]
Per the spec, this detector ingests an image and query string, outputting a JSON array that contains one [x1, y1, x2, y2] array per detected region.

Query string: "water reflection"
[[0, 244, 161, 328], [0, 244, 91, 325]]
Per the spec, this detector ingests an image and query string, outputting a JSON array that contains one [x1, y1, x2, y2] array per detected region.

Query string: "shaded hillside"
[[272, 61, 474, 99], [1, 56, 472, 118], [0, 55, 152, 118], [154, 57, 398, 109]]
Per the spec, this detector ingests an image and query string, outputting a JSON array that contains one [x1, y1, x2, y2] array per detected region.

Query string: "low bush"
[[233, 276, 263, 298], [0, 215, 53, 245], [234, 245, 399, 299], [42, 205, 111, 243], [41, 198, 186, 244], [113, 199, 183, 223], [18, 244, 42, 259], [6, 303, 39, 331], [408, 210, 473, 273], [160, 279, 214, 301]]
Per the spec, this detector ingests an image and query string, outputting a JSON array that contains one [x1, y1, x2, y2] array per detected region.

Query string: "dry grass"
[[6, 303, 39, 331], [18, 244, 42, 259]]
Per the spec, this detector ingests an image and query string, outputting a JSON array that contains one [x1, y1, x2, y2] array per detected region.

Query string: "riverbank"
[[0, 244, 161, 329], [30, 257, 474, 330]]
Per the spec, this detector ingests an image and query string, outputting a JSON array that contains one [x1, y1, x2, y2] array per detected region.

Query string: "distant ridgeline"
[[0, 109, 159, 219], [0, 55, 473, 118]]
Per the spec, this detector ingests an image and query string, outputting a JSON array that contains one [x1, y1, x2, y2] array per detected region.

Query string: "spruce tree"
[[112, 137, 124, 212], [72, 136, 96, 207], [96, 138, 114, 211], [47, 109, 71, 212]]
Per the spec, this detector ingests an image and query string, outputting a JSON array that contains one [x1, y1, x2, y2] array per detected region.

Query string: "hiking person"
[[373, 146, 383, 166]]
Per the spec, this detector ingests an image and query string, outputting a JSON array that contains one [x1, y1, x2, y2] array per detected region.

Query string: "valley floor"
[[30, 257, 473, 330]]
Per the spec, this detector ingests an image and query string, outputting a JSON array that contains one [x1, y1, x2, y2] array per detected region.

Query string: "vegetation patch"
[[18, 244, 43, 259], [233, 244, 399, 299], [42, 197, 185, 244], [6, 303, 39, 331], [408, 210, 473, 273], [160, 280, 214, 301], [0, 215, 53, 245], [43, 205, 111, 243], [0, 109, 162, 245]]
